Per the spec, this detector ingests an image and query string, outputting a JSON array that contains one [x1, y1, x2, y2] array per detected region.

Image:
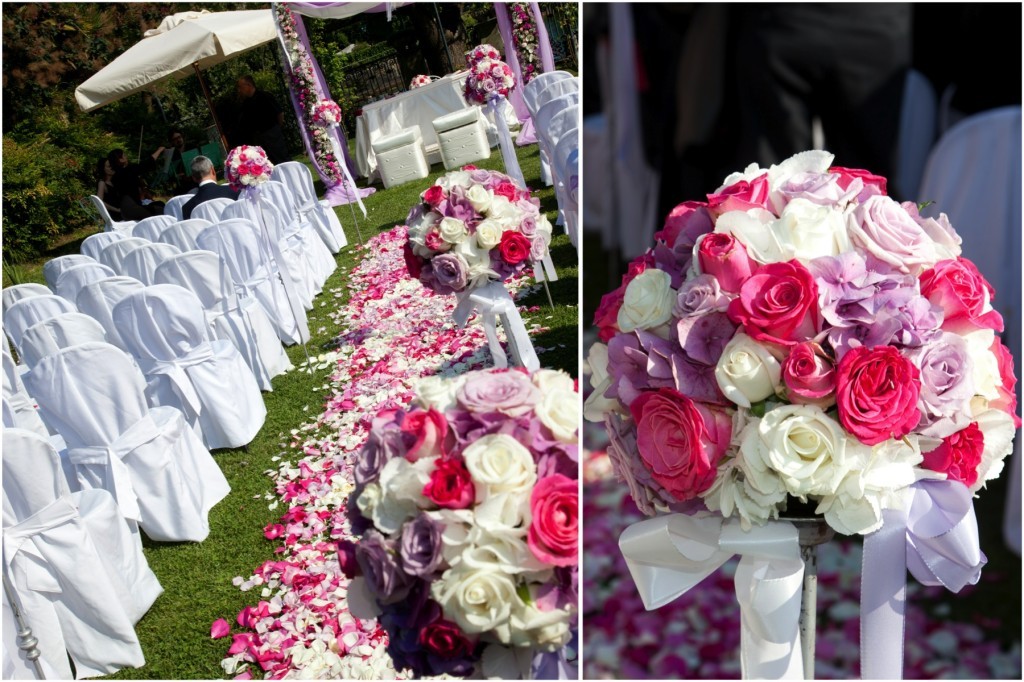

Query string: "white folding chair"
[[522, 70, 574, 115], [190, 197, 234, 224], [42, 254, 97, 291], [3, 294, 77, 357], [97, 237, 150, 274], [155, 251, 291, 391], [130, 214, 176, 242], [196, 222, 310, 346], [553, 131, 580, 249], [81, 231, 128, 261], [112, 284, 267, 450], [157, 219, 213, 253], [163, 194, 194, 221], [2, 427, 158, 678], [53, 262, 116, 302], [88, 194, 136, 233], [75, 277, 146, 352], [2, 345, 49, 438], [20, 312, 107, 369], [2, 283, 51, 316], [255, 181, 336, 286], [271, 161, 347, 253], [121, 242, 182, 285], [22, 342, 231, 543]]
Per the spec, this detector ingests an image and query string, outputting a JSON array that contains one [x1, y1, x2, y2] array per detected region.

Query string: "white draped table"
[[354, 71, 520, 182]]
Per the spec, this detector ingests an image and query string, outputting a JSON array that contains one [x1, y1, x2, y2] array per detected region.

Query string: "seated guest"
[[167, 128, 196, 194], [95, 157, 123, 220], [109, 147, 166, 220], [182, 156, 239, 220]]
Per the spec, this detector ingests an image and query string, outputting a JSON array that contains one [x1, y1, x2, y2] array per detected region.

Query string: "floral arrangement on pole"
[[311, 99, 342, 128], [409, 74, 432, 89], [225, 145, 274, 193], [403, 166, 552, 295], [339, 367, 579, 678], [510, 2, 542, 85], [464, 51, 517, 105], [586, 150, 1018, 536], [465, 43, 502, 69]]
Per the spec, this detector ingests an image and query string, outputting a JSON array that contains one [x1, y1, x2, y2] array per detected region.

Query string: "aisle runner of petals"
[[215, 227, 549, 679]]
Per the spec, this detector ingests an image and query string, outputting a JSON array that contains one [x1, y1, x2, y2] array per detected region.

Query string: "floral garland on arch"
[[509, 2, 542, 85], [275, 3, 343, 186]]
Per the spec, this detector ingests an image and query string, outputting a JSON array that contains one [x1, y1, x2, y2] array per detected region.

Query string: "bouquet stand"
[[785, 513, 835, 680], [453, 280, 540, 372]]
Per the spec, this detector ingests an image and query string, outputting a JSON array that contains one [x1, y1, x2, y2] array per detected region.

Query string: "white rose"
[[717, 150, 834, 194], [413, 374, 466, 412], [355, 482, 382, 521], [617, 268, 675, 332], [508, 597, 573, 649], [475, 219, 504, 249], [774, 198, 852, 262], [454, 235, 490, 268], [702, 454, 786, 531], [714, 209, 789, 264], [534, 215, 554, 240], [465, 261, 500, 290], [583, 343, 622, 422], [432, 562, 517, 634], [532, 368, 575, 394], [463, 526, 547, 574], [734, 416, 788, 498], [962, 329, 1001, 400], [439, 217, 468, 245], [487, 195, 517, 221], [463, 434, 537, 497], [715, 333, 783, 408], [443, 170, 472, 189], [426, 508, 475, 568], [466, 184, 494, 214], [471, 493, 530, 536], [372, 456, 436, 532], [535, 386, 579, 443]]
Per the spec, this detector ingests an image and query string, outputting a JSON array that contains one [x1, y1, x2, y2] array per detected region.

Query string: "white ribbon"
[[452, 281, 540, 372], [146, 343, 216, 418], [619, 514, 805, 679], [486, 93, 526, 189], [3, 496, 79, 595]]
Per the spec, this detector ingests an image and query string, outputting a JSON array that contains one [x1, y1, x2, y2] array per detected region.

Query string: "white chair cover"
[[121, 242, 183, 285], [163, 194, 194, 221], [2, 346, 48, 438], [2, 283, 51, 316], [544, 105, 579, 151], [535, 93, 580, 193], [553, 131, 579, 249], [191, 197, 234, 224], [81, 230, 128, 261], [157, 218, 213, 252], [522, 70, 574, 115], [75, 277, 146, 352], [155, 251, 291, 390], [22, 343, 231, 542], [98, 237, 150, 273], [88, 194, 136, 233], [130, 214, 176, 242], [53, 262, 117, 302], [20, 312, 107, 369], [112, 285, 267, 449], [531, 77, 580, 117], [3, 295, 77, 356], [42, 255, 97, 291], [271, 161, 348, 253], [196, 222, 310, 346], [3, 427, 157, 678], [259, 181, 339, 284]]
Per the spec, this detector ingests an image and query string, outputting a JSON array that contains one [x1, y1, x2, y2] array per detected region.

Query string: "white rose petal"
[[714, 208, 789, 264], [617, 268, 676, 333], [439, 217, 468, 244], [970, 408, 1016, 493], [463, 434, 537, 497], [715, 333, 783, 408], [774, 198, 852, 262]]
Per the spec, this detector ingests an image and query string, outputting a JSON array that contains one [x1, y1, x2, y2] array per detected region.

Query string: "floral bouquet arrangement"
[[311, 99, 342, 128], [464, 51, 517, 105], [225, 145, 274, 192], [403, 166, 552, 296], [465, 43, 502, 69], [586, 150, 1018, 678], [409, 74, 432, 89], [339, 367, 579, 679]]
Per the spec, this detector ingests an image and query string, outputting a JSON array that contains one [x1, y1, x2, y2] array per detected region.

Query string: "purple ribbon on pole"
[[860, 478, 986, 679]]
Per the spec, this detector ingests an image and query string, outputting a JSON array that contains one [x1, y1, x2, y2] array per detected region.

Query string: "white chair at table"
[[112, 284, 267, 450], [257, 181, 336, 289], [75, 277, 146, 353], [22, 342, 231, 544], [42, 254, 97, 291], [271, 161, 348, 253], [2, 428, 159, 679], [2, 283, 51, 318], [3, 294, 77, 359], [53, 262, 117, 302], [371, 128, 430, 189], [88, 194, 136, 234], [163, 194, 194, 221], [196, 222, 310, 346], [20, 312, 107, 370], [157, 218, 213, 253], [130, 214, 176, 242], [97, 236, 150, 274], [155, 251, 291, 391], [121, 242, 183, 285], [191, 197, 234, 224], [220, 200, 320, 308], [81, 231, 128, 261]]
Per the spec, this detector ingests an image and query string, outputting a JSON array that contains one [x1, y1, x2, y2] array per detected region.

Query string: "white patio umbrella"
[[74, 9, 278, 146]]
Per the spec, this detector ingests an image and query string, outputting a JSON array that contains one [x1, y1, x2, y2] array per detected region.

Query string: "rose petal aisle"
[[214, 226, 554, 680]]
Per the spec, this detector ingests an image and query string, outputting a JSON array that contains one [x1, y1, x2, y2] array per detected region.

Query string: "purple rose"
[[907, 332, 976, 438], [673, 274, 732, 319], [456, 370, 540, 416], [356, 530, 414, 605], [515, 198, 540, 219], [468, 169, 493, 185], [431, 253, 469, 294], [399, 513, 444, 577], [771, 171, 858, 213], [481, 78, 497, 92], [529, 236, 547, 262], [355, 411, 407, 485], [848, 195, 940, 275], [901, 201, 962, 258], [519, 217, 537, 237]]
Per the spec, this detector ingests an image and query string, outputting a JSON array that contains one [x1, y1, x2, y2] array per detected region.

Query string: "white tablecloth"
[[354, 71, 519, 181]]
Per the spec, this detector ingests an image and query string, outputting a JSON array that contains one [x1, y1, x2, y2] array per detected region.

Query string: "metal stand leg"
[[542, 279, 555, 309], [3, 570, 45, 679], [792, 519, 834, 680], [341, 176, 364, 246]]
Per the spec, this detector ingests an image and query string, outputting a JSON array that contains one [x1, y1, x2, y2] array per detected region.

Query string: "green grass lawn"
[[13, 141, 577, 679]]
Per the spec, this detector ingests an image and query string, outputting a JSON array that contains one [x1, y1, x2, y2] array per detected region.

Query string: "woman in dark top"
[[95, 157, 123, 220], [108, 148, 166, 220]]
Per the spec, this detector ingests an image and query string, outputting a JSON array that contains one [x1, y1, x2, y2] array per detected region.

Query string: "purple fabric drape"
[[495, 2, 558, 146]]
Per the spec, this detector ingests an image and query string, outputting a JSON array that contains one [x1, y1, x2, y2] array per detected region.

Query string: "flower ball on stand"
[[409, 74, 432, 89], [225, 145, 274, 193]]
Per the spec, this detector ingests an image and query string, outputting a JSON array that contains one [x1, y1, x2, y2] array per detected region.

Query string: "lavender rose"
[[456, 370, 540, 416], [468, 169, 493, 185], [848, 195, 940, 275], [431, 253, 469, 294], [771, 170, 859, 213], [357, 530, 414, 605], [674, 274, 732, 319], [400, 513, 445, 577], [356, 411, 407, 485], [907, 332, 976, 438]]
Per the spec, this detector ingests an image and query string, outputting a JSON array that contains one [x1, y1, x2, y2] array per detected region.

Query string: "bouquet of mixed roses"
[[465, 43, 502, 69], [464, 53, 517, 105], [225, 145, 274, 191], [311, 99, 342, 128], [403, 166, 552, 296], [586, 150, 1018, 536], [340, 367, 579, 679], [409, 74, 432, 89]]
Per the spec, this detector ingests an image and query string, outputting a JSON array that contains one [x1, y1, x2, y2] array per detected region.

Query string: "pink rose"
[[527, 474, 578, 566], [423, 184, 446, 208], [697, 233, 758, 293], [781, 341, 836, 407], [654, 200, 713, 248], [922, 422, 984, 488], [404, 241, 424, 279], [829, 166, 888, 196], [593, 286, 625, 343], [629, 388, 730, 502], [492, 181, 519, 202], [419, 617, 475, 659], [498, 231, 532, 265], [989, 336, 1021, 428], [401, 408, 448, 460], [920, 258, 1004, 334], [424, 228, 446, 252], [423, 457, 474, 509], [707, 173, 770, 217], [836, 346, 921, 446], [727, 260, 819, 347]]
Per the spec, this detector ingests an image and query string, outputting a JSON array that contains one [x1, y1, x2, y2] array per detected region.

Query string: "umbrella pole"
[[193, 63, 230, 153]]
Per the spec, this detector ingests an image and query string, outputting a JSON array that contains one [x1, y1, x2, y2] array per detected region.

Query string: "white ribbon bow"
[[619, 514, 806, 679], [3, 496, 79, 594], [452, 281, 540, 372]]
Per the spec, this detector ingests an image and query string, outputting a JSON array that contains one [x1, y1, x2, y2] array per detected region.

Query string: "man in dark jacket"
[[182, 156, 239, 220], [234, 75, 290, 164]]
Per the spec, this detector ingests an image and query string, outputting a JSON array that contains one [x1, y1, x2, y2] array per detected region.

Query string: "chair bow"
[[147, 344, 216, 417], [3, 496, 79, 594], [453, 281, 540, 372]]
